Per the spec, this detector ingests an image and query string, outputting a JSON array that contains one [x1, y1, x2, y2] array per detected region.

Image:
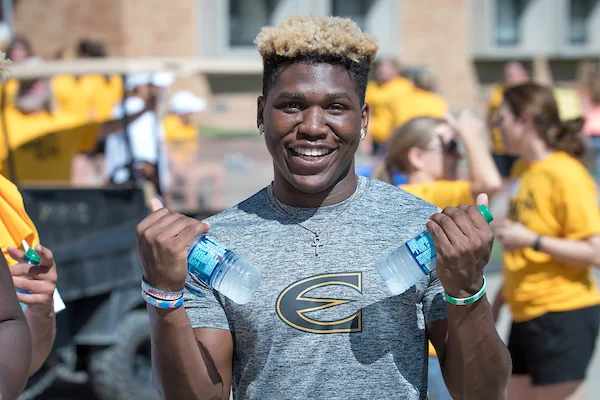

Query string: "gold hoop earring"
[[360, 128, 366, 140], [258, 123, 265, 135]]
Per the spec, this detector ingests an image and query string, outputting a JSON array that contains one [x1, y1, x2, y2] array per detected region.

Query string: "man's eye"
[[328, 104, 346, 111], [282, 103, 301, 109]]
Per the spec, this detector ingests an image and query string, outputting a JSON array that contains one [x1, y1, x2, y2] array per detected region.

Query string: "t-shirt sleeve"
[[557, 172, 600, 240], [128, 114, 158, 164], [423, 270, 447, 325], [183, 273, 231, 331]]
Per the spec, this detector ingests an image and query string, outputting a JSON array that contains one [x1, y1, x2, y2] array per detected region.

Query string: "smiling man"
[[136, 15, 510, 400]]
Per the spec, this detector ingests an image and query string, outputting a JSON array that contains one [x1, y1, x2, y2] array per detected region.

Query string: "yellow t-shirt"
[[504, 151, 600, 322], [401, 180, 473, 357], [403, 89, 448, 121], [0, 107, 101, 181], [366, 76, 414, 143], [488, 84, 505, 155], [52, 75, 123, 122], [401, 181, 473, 210], [0, 174, 39, 266], [163, 114, 198, 142]]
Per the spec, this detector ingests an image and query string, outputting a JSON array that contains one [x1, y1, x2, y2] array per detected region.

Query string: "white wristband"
[[444, 276, 487, 306]]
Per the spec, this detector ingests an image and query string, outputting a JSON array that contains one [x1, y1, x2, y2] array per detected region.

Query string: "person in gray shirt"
[[136, 15, 511, 400]]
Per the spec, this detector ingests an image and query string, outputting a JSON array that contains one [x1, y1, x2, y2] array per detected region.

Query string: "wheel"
[[88, 310, 158, 400]]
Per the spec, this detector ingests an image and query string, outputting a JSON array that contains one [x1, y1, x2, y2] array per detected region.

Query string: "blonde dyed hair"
[[254, 15, 379, 104], [255, 15, 379, 64]]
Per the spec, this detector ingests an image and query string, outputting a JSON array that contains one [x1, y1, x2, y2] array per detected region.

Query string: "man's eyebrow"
[[326, 92, 351, 100], [277, 92, 306, 100]]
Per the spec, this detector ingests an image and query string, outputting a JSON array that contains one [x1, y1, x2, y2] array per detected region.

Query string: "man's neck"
[[273, 170, 358, 208]]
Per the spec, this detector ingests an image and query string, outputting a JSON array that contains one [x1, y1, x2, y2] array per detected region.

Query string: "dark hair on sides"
[[262, 53, 371, 105]]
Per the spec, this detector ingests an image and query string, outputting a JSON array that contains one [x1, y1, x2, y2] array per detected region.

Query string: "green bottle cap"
[[23, 247, 41, 265], [477, 204, 494, 223]]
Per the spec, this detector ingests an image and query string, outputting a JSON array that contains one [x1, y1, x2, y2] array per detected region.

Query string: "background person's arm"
[[0, 254, 32, 399], [496, 220, 600, 267], [452, 109, 503, 199], [8, 245, 57, 376]]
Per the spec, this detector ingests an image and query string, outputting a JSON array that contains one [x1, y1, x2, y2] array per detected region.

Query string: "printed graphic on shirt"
[[276, 272, 362, 334]]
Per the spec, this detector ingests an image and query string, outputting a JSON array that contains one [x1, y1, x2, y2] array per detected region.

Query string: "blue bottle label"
[[187, 236, 231, 284], [405, 231, 436, 274]]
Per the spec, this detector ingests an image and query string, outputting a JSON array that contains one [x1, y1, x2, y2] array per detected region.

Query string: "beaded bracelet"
[[444, 276, 487, 306], [141, 278, 184, 301], [141, 290, 184, 309]]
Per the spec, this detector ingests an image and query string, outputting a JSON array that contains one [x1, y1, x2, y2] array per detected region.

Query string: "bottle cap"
[[23, 247, 41, 265], [477, 204, 494, 223]]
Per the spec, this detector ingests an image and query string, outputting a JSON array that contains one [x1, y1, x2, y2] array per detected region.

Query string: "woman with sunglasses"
[[373, 111, 502, 206], [373, 111, 502, 400], [493, 83, 600, 400]]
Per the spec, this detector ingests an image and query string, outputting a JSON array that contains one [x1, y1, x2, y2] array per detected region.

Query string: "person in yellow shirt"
[[365, 59, 414, 154], [0, 174, 65, 378], [372, 111, 502, 400], [492, 83, 600, 400], [487, 62, 530, 177], [403, 69, 448, 121]]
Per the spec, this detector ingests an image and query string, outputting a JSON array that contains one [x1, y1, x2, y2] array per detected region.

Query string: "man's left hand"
[[426, 194, 494, 298], [8, 245, 57, 313]]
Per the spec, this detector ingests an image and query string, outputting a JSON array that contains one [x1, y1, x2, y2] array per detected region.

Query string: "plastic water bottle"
[[187, 236, 262, 304], [377, 205, 494, 295], [16, 241, 41, 313]]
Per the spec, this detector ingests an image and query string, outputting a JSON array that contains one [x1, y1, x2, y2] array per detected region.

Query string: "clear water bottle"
[[187, 236, 262, 304], [377, 205, 493, 295], [16, 241, 41, 313]]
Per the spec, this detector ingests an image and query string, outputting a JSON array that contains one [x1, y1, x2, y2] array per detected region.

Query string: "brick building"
[[4, 0, 600, 131]]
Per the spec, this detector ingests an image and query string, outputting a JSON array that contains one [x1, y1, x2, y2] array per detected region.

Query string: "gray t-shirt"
[[184, 176, 446, 400]]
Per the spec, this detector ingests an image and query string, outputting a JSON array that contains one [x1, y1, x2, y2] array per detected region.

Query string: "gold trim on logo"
[[276, 273, 362, 334]]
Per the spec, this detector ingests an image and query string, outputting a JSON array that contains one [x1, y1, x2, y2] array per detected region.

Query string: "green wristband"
[[444, 276, 487, 306]]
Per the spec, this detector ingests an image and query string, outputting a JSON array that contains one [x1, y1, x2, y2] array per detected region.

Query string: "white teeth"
[[293, 147, 332, 156]]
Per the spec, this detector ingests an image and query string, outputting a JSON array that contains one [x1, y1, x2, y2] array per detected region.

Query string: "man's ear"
[[257, 95, 265, 127]]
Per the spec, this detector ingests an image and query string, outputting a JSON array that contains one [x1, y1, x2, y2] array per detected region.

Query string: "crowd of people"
[[1, 13, 600, 400], [0, 35, 216, 212]]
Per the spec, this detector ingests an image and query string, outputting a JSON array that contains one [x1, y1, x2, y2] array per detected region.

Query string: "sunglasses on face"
[[425, 136, 458, 154]]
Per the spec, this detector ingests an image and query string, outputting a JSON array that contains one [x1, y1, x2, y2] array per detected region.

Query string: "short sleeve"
[[128, 113, 159, 164], [183, 272, 231, 331], [557, 172, 600, 240], [423, 270, 447, 325]]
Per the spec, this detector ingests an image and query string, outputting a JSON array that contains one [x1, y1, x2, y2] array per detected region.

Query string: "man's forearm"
[[149, 306, 225, 400], [443, 296, 511, 400], [26, 305, 56, 376]]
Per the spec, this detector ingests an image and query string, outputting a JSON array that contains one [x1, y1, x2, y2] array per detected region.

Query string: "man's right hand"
[[136, 198, 210, 292]]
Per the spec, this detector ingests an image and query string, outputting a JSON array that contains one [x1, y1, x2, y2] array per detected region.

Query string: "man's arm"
[[0, 254, 32, 399], [428, 296, 511, 400], [425, 196, 511, 399], [149, 306, 233, 400]]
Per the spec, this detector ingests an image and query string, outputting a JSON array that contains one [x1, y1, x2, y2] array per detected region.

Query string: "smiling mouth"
[[289, 147, 336, 161]]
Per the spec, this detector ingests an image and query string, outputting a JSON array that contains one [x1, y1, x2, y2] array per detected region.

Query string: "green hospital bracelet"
[[444, 276, 487, 306]]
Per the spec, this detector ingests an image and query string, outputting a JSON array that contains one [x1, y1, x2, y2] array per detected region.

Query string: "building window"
[[495, 0, 528, 46], [229, 0, 280, 47], [568, 0, 597, 44], [331, 0, 375, 30]]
